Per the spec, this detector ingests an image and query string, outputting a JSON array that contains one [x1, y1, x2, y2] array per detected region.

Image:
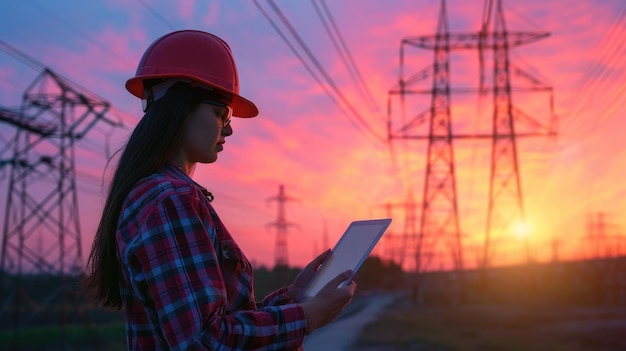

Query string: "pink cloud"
[[178, 0, 197, 22], [200, 1, 221, 27]]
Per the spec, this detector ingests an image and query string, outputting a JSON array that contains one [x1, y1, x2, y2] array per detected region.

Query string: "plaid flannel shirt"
[[116, 165, 307, 350]]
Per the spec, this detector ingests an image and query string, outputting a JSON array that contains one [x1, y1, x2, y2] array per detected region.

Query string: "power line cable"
[[574, 39, 626, 136], [310, 0, 400, 181], [30, 0, 136, 70], [75, 168, 107, 189], [0, 39, 126, 128], [259, 0, 387, 145], [0, 40, 44, 72], [312, 0, 385, 123], [136, 0, 178, 31], [503, 1, 544, 31], [2, 2, 141, 128], [560, 3, 626, 139], [584, 82, 626, 137], [517, 2, 626, 205], [252, 0, 370, 140], [214, 197, 275, 218], [0, 38, 133, 202], [567, 3, 625, 98], [520, 5, 626, 203]]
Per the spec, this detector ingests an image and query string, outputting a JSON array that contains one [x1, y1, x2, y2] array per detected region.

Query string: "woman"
[[84, 30, 355, 350]]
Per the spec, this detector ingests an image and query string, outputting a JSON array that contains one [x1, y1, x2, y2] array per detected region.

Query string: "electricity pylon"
[[0, 68, 117, 342], [387, 0, 465, 277], [387, 0, 556, 275], [266, 184, 298, 283], [375, 188, 418, 270]]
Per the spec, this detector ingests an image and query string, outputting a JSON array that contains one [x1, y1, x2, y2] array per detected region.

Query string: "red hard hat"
[[126, 30, 258, 117]]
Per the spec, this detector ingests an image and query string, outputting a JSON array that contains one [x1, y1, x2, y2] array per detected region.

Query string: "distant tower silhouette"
[[585, 211, 610, 259], [0, 68, 117, 340], [380, 203, 397, 265], [375, 189, 418, 270], [266, 184, 298, 274], [402, 189, 419, 271], [374, 202, 398, 265], [322, 220, 329, 250], [313, 221, 330, 260], [550, 235, 563, 263]]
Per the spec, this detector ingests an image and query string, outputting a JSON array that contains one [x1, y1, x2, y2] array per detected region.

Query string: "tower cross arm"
[[402, 31, 550, 50], [266, 221, 301, 230], [0, 107, 57, 136]]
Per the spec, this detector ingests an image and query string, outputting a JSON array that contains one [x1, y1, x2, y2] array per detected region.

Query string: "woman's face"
[[178, 100, 233, 167]]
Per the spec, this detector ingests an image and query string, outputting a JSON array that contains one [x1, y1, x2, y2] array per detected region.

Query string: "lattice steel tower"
[[0, 68, 116, 334], [481, 0, 555, 268], [388, 0, 464, 275], [266, 184, 298, 269], [376, 189, 418, 270], [387, 0, 556, 276]]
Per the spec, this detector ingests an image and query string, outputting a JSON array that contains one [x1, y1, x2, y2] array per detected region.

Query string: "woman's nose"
[[222, 123, 233, 136]]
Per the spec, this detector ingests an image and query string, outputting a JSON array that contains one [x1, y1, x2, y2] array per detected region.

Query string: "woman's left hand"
[[287, 249, 331, 302]]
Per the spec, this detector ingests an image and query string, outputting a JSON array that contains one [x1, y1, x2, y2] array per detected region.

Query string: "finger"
[[324, 270, 353, 289], [306, 249, 332, 271], [345, 281, 357, 293], [336, 280, 357, 294], [340, 280, 356, 290]]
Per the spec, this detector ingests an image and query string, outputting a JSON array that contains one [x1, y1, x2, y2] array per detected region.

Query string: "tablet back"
[[300, 218, 392, 300]]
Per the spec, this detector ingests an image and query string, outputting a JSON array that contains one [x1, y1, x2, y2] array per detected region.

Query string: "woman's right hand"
[[300, 270, 356, 334]]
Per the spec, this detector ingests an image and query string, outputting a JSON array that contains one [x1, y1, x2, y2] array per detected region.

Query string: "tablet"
[[299, 218, 392, 301]]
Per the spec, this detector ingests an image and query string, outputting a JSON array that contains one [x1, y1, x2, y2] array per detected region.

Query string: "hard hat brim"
[[126, 74, 259, 118]]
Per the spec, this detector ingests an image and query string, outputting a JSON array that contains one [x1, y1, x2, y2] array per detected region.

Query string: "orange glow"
[[512, 221, 531, 239]]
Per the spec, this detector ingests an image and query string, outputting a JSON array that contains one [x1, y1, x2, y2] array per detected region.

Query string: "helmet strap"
[[142, 78, 197, 112], [142, 78, 224, 112]]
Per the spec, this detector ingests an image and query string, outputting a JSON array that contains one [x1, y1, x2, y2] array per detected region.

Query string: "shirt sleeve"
[[257, 287, 295, 308], [122, 189, 306, 350]]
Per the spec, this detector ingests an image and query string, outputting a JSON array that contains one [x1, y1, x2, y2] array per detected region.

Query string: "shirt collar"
[[164, 164, 214, 202]]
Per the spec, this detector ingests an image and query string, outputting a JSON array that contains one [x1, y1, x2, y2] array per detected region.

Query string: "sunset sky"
[[0, 0, 624, 273]]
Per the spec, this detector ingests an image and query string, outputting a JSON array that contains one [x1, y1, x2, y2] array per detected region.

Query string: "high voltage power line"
[[253, 0, 388, 147], [30, 1, 136, 70], [136, 0, 178, 31], [517, 1, 626, 204], [0, 40, 134, 128], [5, 1, 622, 157], [561, 2, 626, 139], [1, 0, 386, 225], [0, 39, 133, 199], [311, 0, 385, 123]]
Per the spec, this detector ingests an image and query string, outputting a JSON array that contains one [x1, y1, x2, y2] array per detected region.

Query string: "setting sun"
[[512, 221, 531, 238]]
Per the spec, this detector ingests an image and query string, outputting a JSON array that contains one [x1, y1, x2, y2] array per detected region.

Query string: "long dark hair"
[[83, 82, 215, 309]]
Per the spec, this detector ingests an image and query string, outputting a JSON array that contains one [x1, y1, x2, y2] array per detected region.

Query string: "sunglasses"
[[202, 100, 232, 128]]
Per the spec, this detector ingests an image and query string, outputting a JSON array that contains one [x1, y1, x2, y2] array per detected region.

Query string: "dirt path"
[[303, 293, 396, 351]]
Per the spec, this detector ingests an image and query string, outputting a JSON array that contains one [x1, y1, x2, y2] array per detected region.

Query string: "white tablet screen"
[[300, 218, 392, 300]]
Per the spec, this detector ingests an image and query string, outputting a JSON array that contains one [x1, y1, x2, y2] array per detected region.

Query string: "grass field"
[[0, 322, 126, 351], [351, 296, 626, 351], [2, 298, 625, 350]]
